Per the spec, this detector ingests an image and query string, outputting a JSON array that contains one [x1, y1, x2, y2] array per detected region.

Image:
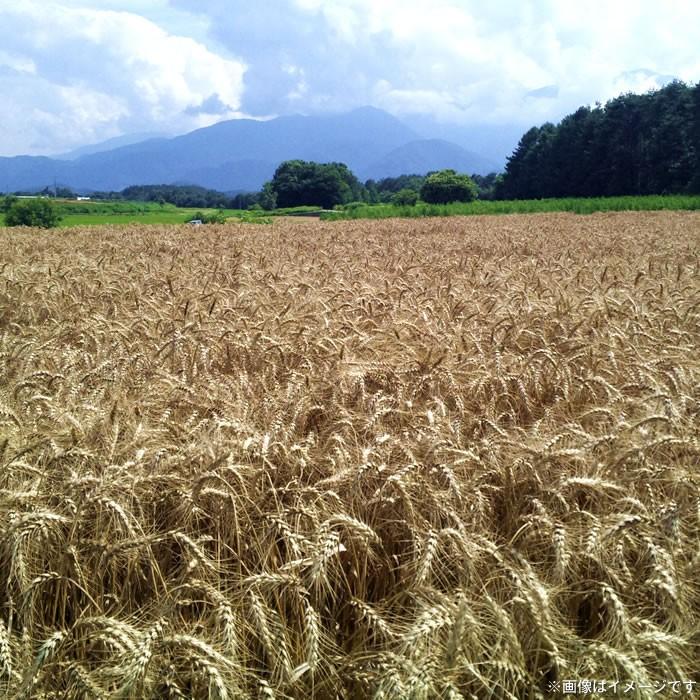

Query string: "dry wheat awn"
[[0, 211, 698, 698]]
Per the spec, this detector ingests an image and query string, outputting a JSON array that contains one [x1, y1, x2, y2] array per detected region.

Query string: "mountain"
[[181, 159, 277, 192], [0, 156, 62, 193], [402, 118, 526, 168], [55, 132, 167, 160], [362, 139, 498, 179], [0, 107, 499, 193]]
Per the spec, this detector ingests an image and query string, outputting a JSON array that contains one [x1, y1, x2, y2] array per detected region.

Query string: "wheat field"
[[0, 212, 699, 699]]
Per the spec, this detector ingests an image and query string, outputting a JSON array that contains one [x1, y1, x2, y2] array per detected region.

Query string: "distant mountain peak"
[[0, 108, 495, 193], [347, 105, 395, 117]]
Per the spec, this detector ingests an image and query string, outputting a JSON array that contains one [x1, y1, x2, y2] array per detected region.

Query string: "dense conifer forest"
[[496, 81, 700, 199]]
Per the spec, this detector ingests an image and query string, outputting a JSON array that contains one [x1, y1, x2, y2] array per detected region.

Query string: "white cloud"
[[2, 0, 699, 155], [0, 50, 37, 75], [288, 0, 700, 123], [0, 2, 246, 155]]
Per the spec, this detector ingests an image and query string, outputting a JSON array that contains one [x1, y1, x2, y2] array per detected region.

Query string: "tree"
[[470, 173, 499, 200], [690, 81, 700, 193], [391, 188, 418, 206], [419, 170, 478, 204], [5, 198, 61, 228], [496, 125, 553, 199], [120, 184, 233, 208], [258, 182, 277, 211], [364, 179, 380, 203], [232, 192, 259, 210], [268, 160, 364, 209], [366, 174, 426, 203], [1, 195, 18, 213]]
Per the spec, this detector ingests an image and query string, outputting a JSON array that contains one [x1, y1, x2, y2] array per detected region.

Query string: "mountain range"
[[0, 107, 502, 194]]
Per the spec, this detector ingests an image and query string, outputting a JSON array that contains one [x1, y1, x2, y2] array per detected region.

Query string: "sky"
[[0, 0, 699, 156]]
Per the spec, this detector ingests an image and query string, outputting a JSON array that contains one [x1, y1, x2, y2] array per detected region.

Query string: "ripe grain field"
[[0, 213, 699, 699]]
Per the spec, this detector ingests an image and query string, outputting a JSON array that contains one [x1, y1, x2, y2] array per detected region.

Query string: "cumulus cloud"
[[285, 0, 700, 122], [0, 1, 246, 155], [167, 0, 699, 131], [2, 0, 700, 155]]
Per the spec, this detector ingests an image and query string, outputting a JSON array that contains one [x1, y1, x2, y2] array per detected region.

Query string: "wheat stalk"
[[1, 212, 698, 697]]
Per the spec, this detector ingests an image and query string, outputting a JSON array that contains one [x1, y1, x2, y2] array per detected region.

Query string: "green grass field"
[[56, 200, 239, 226], [0, 200, 331, 227], [2, 195, 700, 228], [0, 200, 263, 227], [322, 194, 700, 220]]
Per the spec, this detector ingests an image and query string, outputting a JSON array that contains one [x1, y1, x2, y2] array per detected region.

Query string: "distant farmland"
[[1, 213, 699, 698], [3, 194, 700, 228]]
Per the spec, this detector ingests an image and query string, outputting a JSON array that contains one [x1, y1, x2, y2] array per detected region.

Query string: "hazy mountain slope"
[[401, 117, 524, 169], [55, 107, 419, 191], [56, 133, 167, 160], [0, 156, 63, 192], [363, 139, 499, 179], [180, 159, 277, 192], [0, 107, 500, 192]]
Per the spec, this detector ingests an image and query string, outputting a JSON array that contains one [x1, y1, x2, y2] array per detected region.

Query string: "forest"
[[496, 81, 700, 199]]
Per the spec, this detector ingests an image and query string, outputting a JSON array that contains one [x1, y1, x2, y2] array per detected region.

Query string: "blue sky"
[[1, 0, 699, 156]]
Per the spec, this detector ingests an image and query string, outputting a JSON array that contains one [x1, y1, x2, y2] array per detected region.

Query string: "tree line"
[[496, 80, 700, 199], [5, 184, 239, 209], [128, 164, 485, 211], [245, 162, 490, 210], [111, 185, 234, 209], [5, 174, 495, 212]]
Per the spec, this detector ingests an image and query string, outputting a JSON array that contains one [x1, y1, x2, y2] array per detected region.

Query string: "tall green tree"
[[258, 182, 277, 211], [419, 170, 478, 204], [690, 82, 700, 193], [496, 127, 542, 199], [268, 160, 364, 209], [496, 81, 700, 199]]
